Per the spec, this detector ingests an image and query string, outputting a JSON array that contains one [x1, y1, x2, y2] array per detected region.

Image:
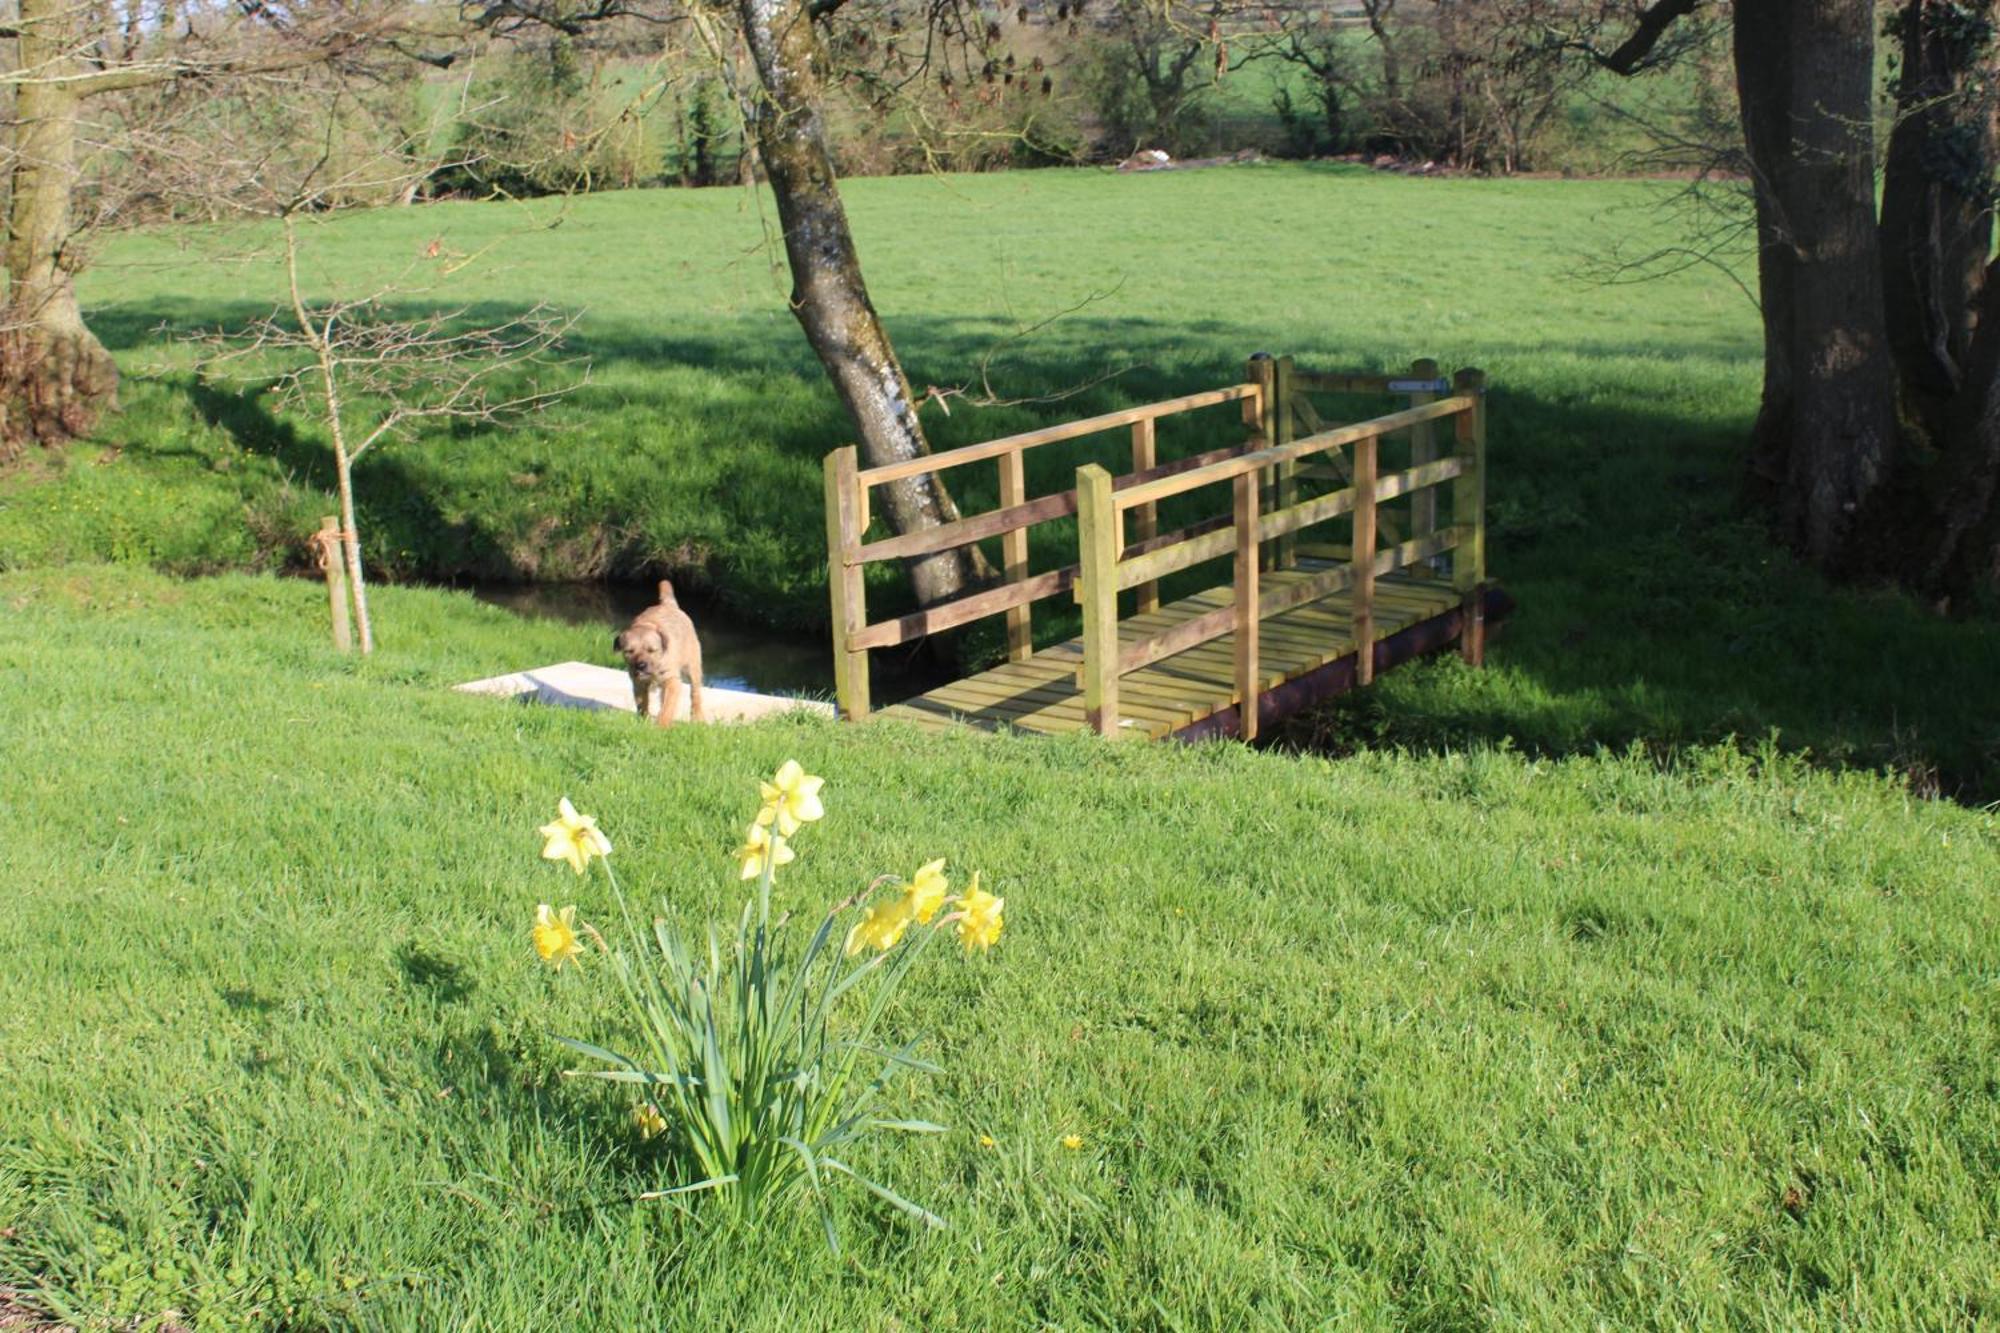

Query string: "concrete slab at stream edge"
[[455, 661, 836, 723]]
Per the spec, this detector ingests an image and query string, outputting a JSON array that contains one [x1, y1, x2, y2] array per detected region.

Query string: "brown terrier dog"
[[614, 580, 705, 726]]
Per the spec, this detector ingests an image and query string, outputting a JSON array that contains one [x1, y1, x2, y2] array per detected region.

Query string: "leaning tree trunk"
[[1733, 0, 1901, 572], [1, 0, 122, 458], [735, 0, 990, 607]]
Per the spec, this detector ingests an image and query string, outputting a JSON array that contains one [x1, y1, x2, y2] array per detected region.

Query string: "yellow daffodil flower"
[[978, 1133, 997, 1148], [844, 893, 913, 955], [756, 760, 826, 837], [955, 876, 1005, 953], [1061, 1134, 1084, 1151], [736, 822, 796, 881], [539, 797, 611, 875], [906, 858, 949, 924], [633, 1102, 669, 1140], [532, 903, 585, 969]]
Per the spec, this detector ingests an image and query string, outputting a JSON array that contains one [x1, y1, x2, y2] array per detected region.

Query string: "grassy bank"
[[6, 164, 1748, 618], [11, 164, 2000, 793], [2, 565, 1995, 1328]]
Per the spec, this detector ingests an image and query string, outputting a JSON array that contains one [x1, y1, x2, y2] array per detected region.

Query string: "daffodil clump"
[[525, 762, 1007, 1250]]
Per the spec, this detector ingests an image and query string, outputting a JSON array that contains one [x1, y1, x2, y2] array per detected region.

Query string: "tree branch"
[[1571, 0, 1704, 77]]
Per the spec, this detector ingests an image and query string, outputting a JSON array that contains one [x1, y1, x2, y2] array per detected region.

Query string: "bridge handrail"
[[852, 384, 1260, 487], [821, 358, 1487, 729], [1072, 365, 1487, 739], [1111, 396, 1472, 513], [824, 375, 1271, 718]]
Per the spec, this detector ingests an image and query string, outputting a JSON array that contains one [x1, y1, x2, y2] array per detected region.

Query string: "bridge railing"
[[823, 382, 1265, 719], [1071, 365, 1486, 739], [821, 358, 1486, 730]]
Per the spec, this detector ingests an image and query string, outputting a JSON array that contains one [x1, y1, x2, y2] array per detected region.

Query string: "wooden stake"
[[1452, 368, 1488, 666], [1352, 433, 1378, 687], [998, 448, 1033, 661], [1245, 355, 1275, 445], [824, 446, 872, 719], [317, 515, 352, 653], [1233, 470, 1261, 740], [1130, 417, 1159, 614], [1076, 463, 1121, 736], [1272, 354, 1298, 571], [1407, 357, 1440, 571]]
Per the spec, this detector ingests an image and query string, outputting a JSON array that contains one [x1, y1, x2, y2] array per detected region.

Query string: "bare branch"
[[1592, 0, 1703, 76]]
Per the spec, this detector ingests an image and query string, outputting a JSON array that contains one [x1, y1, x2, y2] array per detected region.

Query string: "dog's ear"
[[613, 630, 629, 655]]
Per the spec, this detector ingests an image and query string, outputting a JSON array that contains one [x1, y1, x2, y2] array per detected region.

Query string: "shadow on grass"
[[83, 298, 2000, 801]]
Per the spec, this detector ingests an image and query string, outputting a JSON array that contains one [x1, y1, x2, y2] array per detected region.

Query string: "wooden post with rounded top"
[[1076, 462, 1121, 736], [1451, 367, 1488, 666], [1351, 432, 1379, 686], [1407, 357, 1441, 572], [998, 447, 1033, 660], [824, 446, 872, 718], [1233, 470, 1261, 740], [1129, 418, 1159, 615], [1271, 354, 1298, 570]]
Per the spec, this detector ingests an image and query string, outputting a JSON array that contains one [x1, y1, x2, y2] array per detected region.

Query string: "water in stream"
[[468, 582, 943, 703]]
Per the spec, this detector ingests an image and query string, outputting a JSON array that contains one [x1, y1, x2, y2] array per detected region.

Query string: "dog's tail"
[[657, 578, 677, 603]]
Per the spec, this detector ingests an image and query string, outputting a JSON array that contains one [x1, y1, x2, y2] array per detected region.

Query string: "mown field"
[[7, 164, 1740, 621], [5, 165, 2000, 793], [2, 565, 1995, 1328]]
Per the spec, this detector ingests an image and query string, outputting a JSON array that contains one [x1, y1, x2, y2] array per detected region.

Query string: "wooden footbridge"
[[822, 356, 1496, 741]]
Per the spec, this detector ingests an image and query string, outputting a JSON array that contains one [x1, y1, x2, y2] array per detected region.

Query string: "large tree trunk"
[[1879, 0, 1997, 435], [1732, 0, 1901, 570], [1887, 2, 2000, 597], [1926, 255, 2000, 595], [1, 0, 122, 458], [735, 0, 989, 607]]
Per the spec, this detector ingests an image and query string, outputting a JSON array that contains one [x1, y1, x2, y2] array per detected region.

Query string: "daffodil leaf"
[[824, 951, 892, 1006], [565, 1068, 703, 1088], [866, 1119, 949, 1134], [820, 1157, 946, 1230], [633, 1174, 739, 1201], [775, 1133, 841, 1254], [699, 993, 733, 1145], [834, 1040, 943, 1075], [550, 1036, 638, 1069]]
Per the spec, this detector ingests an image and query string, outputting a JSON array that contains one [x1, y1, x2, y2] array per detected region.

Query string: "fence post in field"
[[1076, 463, 1120, 737], [316, 516, 352, 653], [1407, 357, 1440, 572], [1452, 367, 1489, 666], [823, 446, 872, 719], [1270, 355, 1299, 571], [1352, 432, 1379, 686], [999, 446, 1033, 661], [1233, 470, 1261, 740]]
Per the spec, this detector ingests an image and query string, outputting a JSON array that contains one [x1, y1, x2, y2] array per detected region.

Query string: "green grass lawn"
[[9, 164, 1747, 625], [6, 164, 1999, 794], [5, 164, 2000, 1327], [2, 565, 1995, 1328]]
